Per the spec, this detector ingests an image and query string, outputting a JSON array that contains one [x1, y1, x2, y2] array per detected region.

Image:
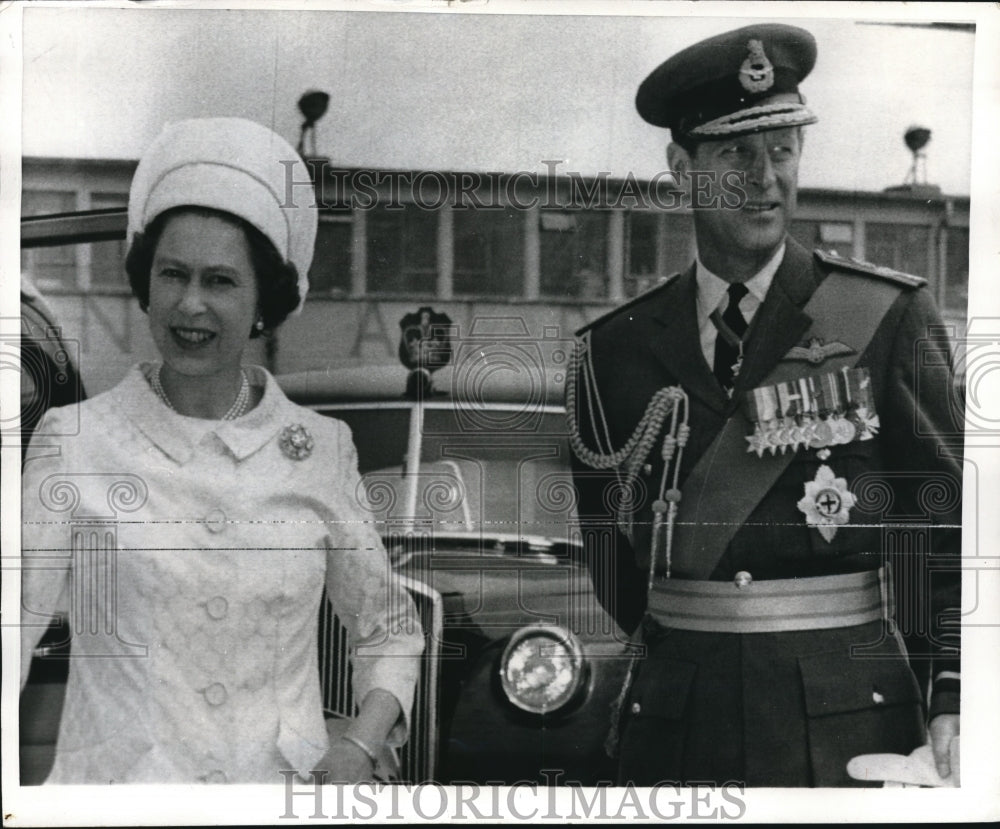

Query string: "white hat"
[[127, 117, 317, 312]]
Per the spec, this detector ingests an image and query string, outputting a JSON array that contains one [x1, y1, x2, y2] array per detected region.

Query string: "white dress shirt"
[[696, 243, 786, 370]]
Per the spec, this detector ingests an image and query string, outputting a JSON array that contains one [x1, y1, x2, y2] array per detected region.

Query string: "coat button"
[[734, 570, 753, 589], [872, 690, 885, 705], [206, 596, 229, 620], [205, 769, 228, 783], [204, 683, 228, 706], [630, 701, 642, 715], [204, 508, 227, 534], [243, 673, 267, 693]]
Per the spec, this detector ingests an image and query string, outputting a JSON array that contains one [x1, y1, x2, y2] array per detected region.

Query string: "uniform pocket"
[[617, 656, 697, 784], [626, 656, 698, 721], [798, 646, 924, 786]]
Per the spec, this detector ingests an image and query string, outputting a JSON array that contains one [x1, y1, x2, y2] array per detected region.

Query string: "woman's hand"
[[313, 690, 403, 783], [312, 736, 376, 784]]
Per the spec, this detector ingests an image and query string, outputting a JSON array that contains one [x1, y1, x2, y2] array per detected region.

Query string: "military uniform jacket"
[[569, 238, 961, 719]]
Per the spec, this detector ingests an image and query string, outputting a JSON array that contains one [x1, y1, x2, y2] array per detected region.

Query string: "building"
[[21, 157, 970, 395]]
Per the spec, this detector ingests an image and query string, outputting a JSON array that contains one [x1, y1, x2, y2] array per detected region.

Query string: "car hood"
[[398, 550, 606, 632]]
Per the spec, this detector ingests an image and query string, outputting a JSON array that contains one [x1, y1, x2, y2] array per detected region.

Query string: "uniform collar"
[[117, 363, 288, 464], [695, 242, 785, 322]]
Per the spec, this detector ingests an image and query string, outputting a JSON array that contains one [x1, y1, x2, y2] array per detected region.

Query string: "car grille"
[[318, 575, 442, 783]]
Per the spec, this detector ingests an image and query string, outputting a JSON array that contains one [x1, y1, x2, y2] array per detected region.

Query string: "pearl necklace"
[[150, 364, 251, 421]]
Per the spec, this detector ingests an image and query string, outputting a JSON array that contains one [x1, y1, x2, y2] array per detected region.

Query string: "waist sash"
[[647, 570, 886, 633]]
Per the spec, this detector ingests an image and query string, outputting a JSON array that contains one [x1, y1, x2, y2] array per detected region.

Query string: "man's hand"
[[928, 713, 960, 780]]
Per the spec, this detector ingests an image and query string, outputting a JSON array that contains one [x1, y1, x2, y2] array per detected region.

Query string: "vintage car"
[[282, 360, 630, 784], [17, 208, 631, 786]]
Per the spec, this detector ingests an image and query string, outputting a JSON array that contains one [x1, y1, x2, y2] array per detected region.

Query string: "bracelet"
[[342, 733, 378, 766]]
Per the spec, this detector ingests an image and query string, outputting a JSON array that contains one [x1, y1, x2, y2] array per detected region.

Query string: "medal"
[[744, 386, 779, 457], [766, 425, 784, 455], [745, 423, 769, 458], [785, 425, 802, 453], [776, 381, 804, 454], [856, 408, 880, 438], [777, 380, 803, 420], [843, 367, 879, 440], [815, 369, 849, 445], [797, 378, 820, 449], [742, 361, 879, 459], [810, 420, 834, 449], [773, 424, 791, 454], [797, 464, 856, 542], [830, 417, 857, 445]]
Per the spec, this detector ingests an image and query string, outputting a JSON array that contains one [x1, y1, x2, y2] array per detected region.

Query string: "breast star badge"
[[796, 464, 856, 542]]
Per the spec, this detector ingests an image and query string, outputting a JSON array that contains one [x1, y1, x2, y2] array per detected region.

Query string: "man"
[[568, 23, 961, 787]]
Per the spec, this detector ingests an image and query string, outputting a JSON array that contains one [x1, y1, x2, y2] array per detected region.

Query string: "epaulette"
[[813, 248, 926, 288], [575, 272, 681, 337]]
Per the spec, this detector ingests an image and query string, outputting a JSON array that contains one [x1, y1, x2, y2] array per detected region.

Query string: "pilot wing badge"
[[782, 337, 855, 366]]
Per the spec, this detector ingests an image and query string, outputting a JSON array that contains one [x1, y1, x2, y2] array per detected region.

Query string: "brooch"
[[796, 464, 856, 542], [279, 424, 314, 460]]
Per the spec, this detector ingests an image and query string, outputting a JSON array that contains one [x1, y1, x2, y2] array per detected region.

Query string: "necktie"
[[712, 282, 749, 391]]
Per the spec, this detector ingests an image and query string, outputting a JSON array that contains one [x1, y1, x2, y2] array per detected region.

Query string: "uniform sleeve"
[[323, 421, 424, 747], [20, 408, 75, 692], [881, 287, 963, 719]]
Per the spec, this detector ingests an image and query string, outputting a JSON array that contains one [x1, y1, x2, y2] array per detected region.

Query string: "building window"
[[944, 225, 969, 315], [366, 204, 437, 295], [627, 211, 657, 291], [625, 212, 694, 298], [539, 210, 608, 299], [89, 192, 129, 287], [21, 190, 77, 290], [658, 213, 694, 281], [791, 220, 854, 258], [625, 212, 695, 298], [864, 223, 931, 279], [309, 213, 352, 295], [453, 208, 523, 296]]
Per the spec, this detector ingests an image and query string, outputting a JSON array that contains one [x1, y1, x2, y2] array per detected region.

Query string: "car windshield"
[[313, 403, 579, 551]]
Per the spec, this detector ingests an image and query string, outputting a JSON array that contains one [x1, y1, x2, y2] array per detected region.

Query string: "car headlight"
[[498, 625, 587, 716]]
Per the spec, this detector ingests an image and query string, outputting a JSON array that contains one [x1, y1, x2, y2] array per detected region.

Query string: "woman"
[[20, 117, 423, 784]]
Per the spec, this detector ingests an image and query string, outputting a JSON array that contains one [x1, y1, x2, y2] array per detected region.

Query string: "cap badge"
[[279, 423, 314, 461], [739, 39, 775, 93], [797, 464, 856, 542]]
